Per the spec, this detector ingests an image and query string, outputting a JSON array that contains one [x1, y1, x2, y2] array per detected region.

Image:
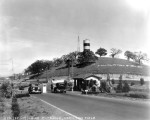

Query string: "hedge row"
[[11, 97, 20, 120], [14, 93, 30, 98]]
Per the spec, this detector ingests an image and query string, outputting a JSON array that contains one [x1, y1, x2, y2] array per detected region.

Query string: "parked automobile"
[[28, 84, 42, 94], [51, 80, 66, 93]]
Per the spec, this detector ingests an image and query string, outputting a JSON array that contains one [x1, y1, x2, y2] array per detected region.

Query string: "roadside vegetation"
[[0, 81, 12, 119], [82, 76, 150, 100], [0, 81, 78, 120]]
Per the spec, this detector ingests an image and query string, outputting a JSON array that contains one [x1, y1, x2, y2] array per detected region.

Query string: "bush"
[[130, 82, 135, 86], [92, 85, 96, 92], [140, 78, 145, 85], [15, 93, 30, 98], [89, 80, 94, 88], [12, 97, 17, 103], [122, 81, 130, 93], [5, 92, 12, 98], [100, 81, 110, 93], [116, 80, 123, 92], [100, 81, 107, 92], [0, 82, 12, 98], [111, 79, 115, 84], [11, 97, 20, 119], [64, 80, 68, 89]]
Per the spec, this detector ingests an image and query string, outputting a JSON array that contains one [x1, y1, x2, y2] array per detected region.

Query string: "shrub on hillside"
[[122, 81, 130, 93], [140, 78, 145, 85]]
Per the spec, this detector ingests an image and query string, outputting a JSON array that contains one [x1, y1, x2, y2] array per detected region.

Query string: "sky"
[[0, 0, 150, 76]]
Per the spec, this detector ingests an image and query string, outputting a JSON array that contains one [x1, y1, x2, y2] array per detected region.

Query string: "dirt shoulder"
[[0, 95, 79, 120], [0, 98, 12, 120]]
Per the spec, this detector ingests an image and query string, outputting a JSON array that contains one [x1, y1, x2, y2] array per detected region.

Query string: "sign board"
[[43, 83, 47, 93]]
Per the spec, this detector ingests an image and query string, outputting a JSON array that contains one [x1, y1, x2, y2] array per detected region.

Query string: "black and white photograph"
[[0, 0, 150, 120]]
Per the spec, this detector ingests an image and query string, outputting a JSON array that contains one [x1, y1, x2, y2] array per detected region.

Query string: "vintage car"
[[51, 80, 66, 93], [28, 84, 42, 94]]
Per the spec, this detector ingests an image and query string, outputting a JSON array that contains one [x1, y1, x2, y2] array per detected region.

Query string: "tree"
[[26, 60, 52, 75], [130, 53, 137, 61], [43, 60, 53, 70], [77, 50, 98, 65], [52, 58, 63, 67], [110, 48, 122, 58], [134, 51, 148, 64], [64, 51, 79, 66], [124, 51, 134, 60], [27, 60, 44, 75], [95, 48, 107, 57], [63, 51, 79, 77]]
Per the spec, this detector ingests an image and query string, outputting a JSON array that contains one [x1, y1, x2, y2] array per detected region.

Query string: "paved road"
[[33, 93, 150, 120]]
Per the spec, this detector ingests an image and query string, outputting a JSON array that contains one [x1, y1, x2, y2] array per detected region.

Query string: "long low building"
[[38, 57, 150, 91]]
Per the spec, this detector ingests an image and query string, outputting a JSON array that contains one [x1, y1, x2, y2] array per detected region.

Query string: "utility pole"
[[46, 67, 48, 82], [71, 57, 74, 78]]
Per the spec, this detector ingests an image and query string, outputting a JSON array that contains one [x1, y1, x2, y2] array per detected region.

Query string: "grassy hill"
[[39, 57, 150, 78]]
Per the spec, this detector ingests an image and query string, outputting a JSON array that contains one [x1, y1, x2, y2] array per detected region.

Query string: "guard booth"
[[73, 74, 101, 91], [43, 83, 47, 93]]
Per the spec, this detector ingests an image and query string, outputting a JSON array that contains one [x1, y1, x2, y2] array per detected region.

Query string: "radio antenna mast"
[[77, 36, 80, 52]]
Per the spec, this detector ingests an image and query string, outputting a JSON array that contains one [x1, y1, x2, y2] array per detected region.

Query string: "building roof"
[[50, 76, 69, 80], [73, 73, 102, 80]]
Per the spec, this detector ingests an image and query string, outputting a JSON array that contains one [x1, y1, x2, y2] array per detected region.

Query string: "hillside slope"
[[40, 57, 150, 78]]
